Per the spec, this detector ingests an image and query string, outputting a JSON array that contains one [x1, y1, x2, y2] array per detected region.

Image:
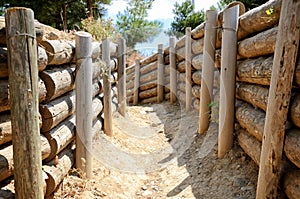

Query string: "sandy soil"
[[52, 101, 259, 199]]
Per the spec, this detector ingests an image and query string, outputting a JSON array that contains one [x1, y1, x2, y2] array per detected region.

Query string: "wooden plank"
[[218, 5, 239, 158], [5, 7, 44, 198], [256, 1, 300, 197]]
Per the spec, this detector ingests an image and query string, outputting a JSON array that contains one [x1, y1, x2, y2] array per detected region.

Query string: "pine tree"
[[116, 0, 163, 49]]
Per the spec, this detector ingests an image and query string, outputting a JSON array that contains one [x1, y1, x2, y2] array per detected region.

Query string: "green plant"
[[81, 17, 119, 41]]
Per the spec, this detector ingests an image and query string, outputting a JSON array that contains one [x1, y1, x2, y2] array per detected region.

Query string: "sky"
[[105, 0, 219, 21], [104, 0, 220, 54]]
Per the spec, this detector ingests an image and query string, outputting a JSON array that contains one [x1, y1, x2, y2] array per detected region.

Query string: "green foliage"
[[81, 17, 119, 41], [116, 0, 163, 49], [166, 0, 205, 38], [221, 0, 268, 10], [0, 0, 111, 29]]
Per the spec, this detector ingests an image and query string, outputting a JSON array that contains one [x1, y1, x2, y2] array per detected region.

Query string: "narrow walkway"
[[55, 102, 258, 198]]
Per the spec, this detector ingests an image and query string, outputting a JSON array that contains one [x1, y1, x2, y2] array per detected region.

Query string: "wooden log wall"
[[0, 16, 119, 197], [125, 0, 300, 197]]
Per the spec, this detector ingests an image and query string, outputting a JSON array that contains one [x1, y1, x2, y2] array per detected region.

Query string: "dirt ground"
[[53, 101, 259, 199]]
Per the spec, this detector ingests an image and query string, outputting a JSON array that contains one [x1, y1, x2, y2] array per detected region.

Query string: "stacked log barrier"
[[124, 1, 300, 197], [0, 15, 119, 196]]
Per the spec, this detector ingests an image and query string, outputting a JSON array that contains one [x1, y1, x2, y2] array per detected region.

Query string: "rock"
[[142, 190, 153, 197], [80, 191, 94, 199], [141, 185, 147, 190]]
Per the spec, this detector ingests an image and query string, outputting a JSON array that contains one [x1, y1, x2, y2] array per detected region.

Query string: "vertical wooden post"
[[102, 38, 113, 136], [218, 5, 239, 158], [5, 7, 44, 198], [169, 36, 177, 104], [117, 38, 126, 116], [75, 31, 93, 178], [185, 27, 192, 111], [157, 44, 164, 103], [198, 10, 218, 134], [133, 59, 140, 105], [256, 1, 300, 198]]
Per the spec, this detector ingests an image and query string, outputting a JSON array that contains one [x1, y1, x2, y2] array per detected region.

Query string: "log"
[[178, 72, 186, 82], [40, 91, 75, 132], [43, 115, 75, 162], [126, 70, 135, 82], [192, 85, 201, 99], [236, 56, 273, 85], [192, 54, 203, 70], [192, 70, 202, 85], [0, 113, 11, 145], [126, 65, 135, 75], [92, 96, 103, 120], [40, 40, 75, 65], [218, 5, 239, 158], [117, 38, 126, 117], [102, 38, 113, 136], [140, 61, 157, 76], [236, 100, 265, 142], [284, 129, 300, 169], [0, 47, 47, 78], [157, 44, 164, 103], [139, 86, 170, 100], [236, 83, 268, 111], [177, 82, 186, 93], [40, 65, 75, 102], [140, 53, 157, 67], [176, 47, 185, 62], [43, 148, 74, 196], [192, 38, 204, 55], [185, 27, 192, 111], [283, 170, 300, 199], [139, 93, 170, 105], [238, 0, 281, 40], [191, 22, 205, 40], [237, 128, 261, 166], [256, 0, 300, 197], [0, 16, 44, 46], [177, 60, 185, 73], [170, 37, 177, 103], [192, 97, 200, 111], [133, 59, 140, 105], [5, 8, 44, 198], [0, 78, 46, 113], [238, 26, 277, 59], [140, 69, 157, 85], [290, 94, 300, 129], [0, 135, 51, 182], [140, 80, 156, 91], [92, 80, 102, 97]]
